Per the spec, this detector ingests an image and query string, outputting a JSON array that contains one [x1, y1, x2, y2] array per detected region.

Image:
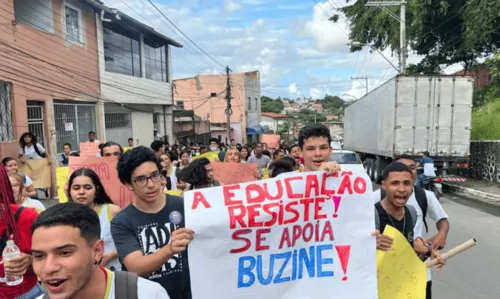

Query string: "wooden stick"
[[426, 239, 477, 268]]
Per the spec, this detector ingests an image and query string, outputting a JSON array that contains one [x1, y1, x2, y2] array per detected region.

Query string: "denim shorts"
[[15, 282, 45, 299]]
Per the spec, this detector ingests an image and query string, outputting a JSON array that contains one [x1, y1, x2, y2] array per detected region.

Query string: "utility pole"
[[351, 76, 369, 94], [366, 1, 407, 74], [225, 66, 232, 145]]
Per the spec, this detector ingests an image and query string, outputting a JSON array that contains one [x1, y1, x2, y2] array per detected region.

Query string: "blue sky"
[[103, 0, 461, 100]]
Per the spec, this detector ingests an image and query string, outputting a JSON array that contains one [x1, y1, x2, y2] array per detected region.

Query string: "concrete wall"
[[244, 71, 261, 128], [467, 141, 500, 183]]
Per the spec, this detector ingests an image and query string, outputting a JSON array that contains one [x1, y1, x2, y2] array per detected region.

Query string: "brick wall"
[[454, 65, 491, 90]]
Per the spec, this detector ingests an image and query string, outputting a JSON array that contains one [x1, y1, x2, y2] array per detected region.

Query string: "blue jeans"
[[15, 282, 45, 299]]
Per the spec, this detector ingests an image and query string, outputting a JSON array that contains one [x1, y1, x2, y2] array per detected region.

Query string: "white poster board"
[[184, 165, 378, 299]]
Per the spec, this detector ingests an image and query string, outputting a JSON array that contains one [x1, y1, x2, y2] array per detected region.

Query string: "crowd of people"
[[0, 123, 449, 299]]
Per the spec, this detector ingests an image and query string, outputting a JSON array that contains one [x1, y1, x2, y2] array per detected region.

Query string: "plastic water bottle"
[[2, 240, 24, 286]]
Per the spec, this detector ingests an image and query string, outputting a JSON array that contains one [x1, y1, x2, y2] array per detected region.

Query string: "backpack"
[[23, 143, 47, 159], [375, 204, 417, 232], [42, 271, 138, 299], [380, 186, 429, 233]]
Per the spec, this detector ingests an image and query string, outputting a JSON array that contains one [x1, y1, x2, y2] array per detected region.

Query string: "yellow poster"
[[192, 151, 219, 162], [164, 189, 183, 197], [377, 225, 427, 299], [56, 167, 69, 203], [261, 168, 270, 179]]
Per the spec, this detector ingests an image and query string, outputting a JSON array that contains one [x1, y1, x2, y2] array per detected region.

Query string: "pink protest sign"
[[79, 142, 102, 157], [184, 166, 377, 298], [261, 134, 280, 149], [211, 162, 257, 185], [69, 156, 134, 208]]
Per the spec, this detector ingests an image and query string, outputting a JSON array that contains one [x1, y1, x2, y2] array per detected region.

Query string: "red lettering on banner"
[[283, 201, 300, 224], [304, 174, 320, 198], [192, 192, 211, 210], [284, 176, 303, 199], [338, 175, 353, 195], [262, 202, 279, 226], [299, 198, 314, 222], [353, 176, 367, 194], [228, 205, 246, 229], [223, 185, 241, 206], [246, 184, 266, 204], [321, 172, 335, 196], [263, 181, 283, 200], [247, 205, 264, 227], [314, 197, 327, 220], [277, 221, 335, 250], [255, 229, 271, 251], [230, 229, 251, 253]]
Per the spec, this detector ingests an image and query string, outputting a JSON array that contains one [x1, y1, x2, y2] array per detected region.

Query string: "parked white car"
[[329, 150, 362, 165]]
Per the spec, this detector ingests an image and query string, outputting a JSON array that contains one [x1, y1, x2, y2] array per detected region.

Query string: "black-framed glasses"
[[133, 171, 161, 187]]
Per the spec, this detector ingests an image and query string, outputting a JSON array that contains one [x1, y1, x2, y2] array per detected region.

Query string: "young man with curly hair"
[[111, 146, 193, 299]]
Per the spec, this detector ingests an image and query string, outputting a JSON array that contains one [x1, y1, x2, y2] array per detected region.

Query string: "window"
[[177, 101, 184, 109], [14, 0, 55, 34], [65, 5, 81, 42], [247, 97, 251, 110], [0, 82, 13, 141], [144, 43, 168, 82], [254, 98, 258, 110], [103, 24, 141, 77], [210, 92, 217, 97]]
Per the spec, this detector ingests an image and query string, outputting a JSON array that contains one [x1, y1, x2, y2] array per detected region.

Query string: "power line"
[[145, 0, 226, 70]]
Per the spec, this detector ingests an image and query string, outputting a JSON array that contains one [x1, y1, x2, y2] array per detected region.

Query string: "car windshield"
[[330, 153, 361, 164]]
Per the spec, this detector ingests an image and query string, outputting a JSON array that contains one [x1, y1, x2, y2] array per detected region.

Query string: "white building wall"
[[131, 112, 155, 147]]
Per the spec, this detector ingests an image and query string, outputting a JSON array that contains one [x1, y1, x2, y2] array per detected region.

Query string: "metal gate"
[[105, 113, 132, 146], [0, 82, 13, 141], [27, 105, 46, 148], [54, 103, 97, 152]]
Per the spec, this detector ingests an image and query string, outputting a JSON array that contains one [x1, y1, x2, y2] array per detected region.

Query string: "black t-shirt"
[[111, 195, 191, 299], [375, 202, 414, 247]]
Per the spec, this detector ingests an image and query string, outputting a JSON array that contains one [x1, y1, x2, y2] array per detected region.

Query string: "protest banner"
[[69, 156, 134, 208], [376, 226, 426, 299], [192, 151, 219, 161], [79, 142, 101, 157], [211, 162, 257, 185], [56, 167, 69, 203], [184, 165, 377, 298], [261, 134, 280, 149], [18, 158, 51, 188]]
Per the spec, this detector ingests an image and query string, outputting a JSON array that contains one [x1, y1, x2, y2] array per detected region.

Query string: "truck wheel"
[[373, 160, 381, 184], [367, 158, 375, 181]]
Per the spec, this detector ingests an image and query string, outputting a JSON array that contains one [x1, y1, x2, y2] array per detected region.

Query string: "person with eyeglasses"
[[101, 141, 124, 160], [111, 146, 193, 299]]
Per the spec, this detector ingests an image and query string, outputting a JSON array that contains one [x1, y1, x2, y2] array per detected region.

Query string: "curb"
[[443, 182, 500, 207]]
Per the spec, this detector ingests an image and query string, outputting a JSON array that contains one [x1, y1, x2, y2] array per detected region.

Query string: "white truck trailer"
[[343, 75, 473, 182]]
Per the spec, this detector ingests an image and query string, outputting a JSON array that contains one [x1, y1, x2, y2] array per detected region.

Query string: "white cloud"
[[224, 0, 242, 14], [288, 83, 298, 94], [305, 1, 350, 52]]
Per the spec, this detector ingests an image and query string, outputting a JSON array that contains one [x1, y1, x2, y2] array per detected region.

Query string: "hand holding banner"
[[184, 166, 377, 299]]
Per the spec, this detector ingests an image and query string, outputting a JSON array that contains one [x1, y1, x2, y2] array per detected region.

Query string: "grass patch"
[[471, 98, 500, 140]]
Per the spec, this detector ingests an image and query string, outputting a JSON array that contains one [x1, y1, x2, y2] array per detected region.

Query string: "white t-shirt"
[[24, 175, 33, 188], [373, 188, 448, 281], [36, 268, 169, 299], [19, 144, 46, 159], [20, 198, 45, 212], [423, 163, 436, 177]]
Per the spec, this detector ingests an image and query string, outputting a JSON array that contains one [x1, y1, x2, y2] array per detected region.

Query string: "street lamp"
[[347, 41, 399, 73], [343, 93, 358, 100]]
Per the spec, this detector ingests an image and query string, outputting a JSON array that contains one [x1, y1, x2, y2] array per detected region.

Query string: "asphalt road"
[[372, 183, 500, 299], [42, 190, 498, 298]]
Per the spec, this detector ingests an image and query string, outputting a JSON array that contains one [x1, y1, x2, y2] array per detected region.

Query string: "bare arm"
[[123, 245, 176, 277]]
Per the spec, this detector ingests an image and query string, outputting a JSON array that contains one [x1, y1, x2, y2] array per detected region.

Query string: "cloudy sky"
[[103, 0, 463, 100]]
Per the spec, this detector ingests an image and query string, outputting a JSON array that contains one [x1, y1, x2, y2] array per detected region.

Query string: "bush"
[[471, 98, 500, 140]]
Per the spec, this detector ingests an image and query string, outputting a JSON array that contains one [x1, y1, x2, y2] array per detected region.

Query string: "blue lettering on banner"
[[237, 244, 334, 288]]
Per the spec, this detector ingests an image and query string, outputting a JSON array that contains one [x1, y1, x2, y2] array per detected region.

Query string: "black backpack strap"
[[14, 206, 24, 221], [414, 186, 429, 233], [115, 271, 138, 299]]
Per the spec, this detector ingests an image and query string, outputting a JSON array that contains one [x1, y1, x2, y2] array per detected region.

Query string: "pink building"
[[173, 71, 263, 145]]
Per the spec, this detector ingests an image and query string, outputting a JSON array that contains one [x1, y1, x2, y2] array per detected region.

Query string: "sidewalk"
[[443, 178, 500, 207]]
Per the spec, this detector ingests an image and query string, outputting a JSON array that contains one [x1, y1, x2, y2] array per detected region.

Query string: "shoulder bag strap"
[[115, 271, 138, 299]]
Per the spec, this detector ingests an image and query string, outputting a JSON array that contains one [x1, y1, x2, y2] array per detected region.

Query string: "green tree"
[[336, 0, 500, 71], [261, 96, 284, 113]]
